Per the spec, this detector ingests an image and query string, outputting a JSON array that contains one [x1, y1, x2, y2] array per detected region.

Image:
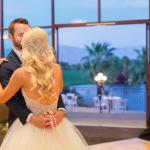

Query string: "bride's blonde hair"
[[22, 27, 56, 101]]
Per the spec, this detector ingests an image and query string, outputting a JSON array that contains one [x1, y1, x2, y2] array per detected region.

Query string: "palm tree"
[[128, 47, 146, 85], [117, 56, 130, 84], [81, 42, 116, 81]]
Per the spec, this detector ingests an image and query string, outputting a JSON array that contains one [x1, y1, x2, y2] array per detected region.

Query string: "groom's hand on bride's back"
[[28, 114, 51, 128], [45, 110, 65, 128], [28, 111, 65, 128], [0, 58, 8, 65]]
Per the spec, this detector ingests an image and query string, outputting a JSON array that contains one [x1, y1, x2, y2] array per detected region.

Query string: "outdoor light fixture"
[[95, 73, 107, 86], [95, 73, 107, 113]]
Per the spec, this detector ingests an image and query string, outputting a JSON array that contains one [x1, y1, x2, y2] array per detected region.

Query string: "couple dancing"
[[0, 18, 89, 150]]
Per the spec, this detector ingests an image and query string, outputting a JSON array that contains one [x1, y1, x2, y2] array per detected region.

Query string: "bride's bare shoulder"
[[14, 67, 25, 74], [12, 67, 27, 79], [52, 63, 61, 70]]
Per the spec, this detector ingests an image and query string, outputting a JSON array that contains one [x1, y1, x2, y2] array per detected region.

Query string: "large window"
[[4, 0, 52, 27], [55, 0, 98, 24], [3, 31, 12, 56], [58, 24, 146, 127], [0, 0, 148, 129], [101, 0, 149, 21]]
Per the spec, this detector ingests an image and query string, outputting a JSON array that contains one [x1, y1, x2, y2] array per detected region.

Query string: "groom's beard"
[[13, 41, 22, 50], [12, 37, 22, 50]]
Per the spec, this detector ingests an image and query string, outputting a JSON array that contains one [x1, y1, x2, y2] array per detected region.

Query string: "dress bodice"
[[21, 90, 58, 114]]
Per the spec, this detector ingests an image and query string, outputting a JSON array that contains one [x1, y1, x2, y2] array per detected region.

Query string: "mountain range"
[[58, 45, 142, 64], [4, 45, 142, 65]]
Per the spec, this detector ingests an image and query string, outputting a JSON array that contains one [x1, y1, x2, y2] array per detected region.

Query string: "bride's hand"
[[0, 58, 8, 65]]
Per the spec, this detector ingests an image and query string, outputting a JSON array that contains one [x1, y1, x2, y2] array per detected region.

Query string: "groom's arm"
[[6, 91, 31, 125], [57, 94, 66, 111], [0, 63, 49, 127], [56, 64, 66, 112], [0, 63, 32, 125], [54, 94, 66, 126]]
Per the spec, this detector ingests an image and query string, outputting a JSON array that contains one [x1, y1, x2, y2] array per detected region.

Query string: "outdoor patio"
[[67, 106, 146, 128]]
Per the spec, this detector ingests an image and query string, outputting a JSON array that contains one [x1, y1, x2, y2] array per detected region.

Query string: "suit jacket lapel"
[[7, 50, 22, 68]]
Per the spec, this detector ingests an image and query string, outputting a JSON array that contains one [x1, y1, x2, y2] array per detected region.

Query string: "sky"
[[3, 0, 148, 26], [3, 0, 149, 51], [59, 24, 146, 48]]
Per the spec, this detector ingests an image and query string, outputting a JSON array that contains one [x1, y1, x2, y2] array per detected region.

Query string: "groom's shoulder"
[[0, 61, 11, 74], [0, 51, 16, 71], [6, 50, 15, 60]]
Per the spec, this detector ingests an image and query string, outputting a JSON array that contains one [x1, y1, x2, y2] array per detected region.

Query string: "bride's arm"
[[0, 68, 24, 103], [0, 83, 3, 93]]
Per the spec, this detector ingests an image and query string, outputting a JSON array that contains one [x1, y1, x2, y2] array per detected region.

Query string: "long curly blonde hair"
[[22, 27, 56, 101]]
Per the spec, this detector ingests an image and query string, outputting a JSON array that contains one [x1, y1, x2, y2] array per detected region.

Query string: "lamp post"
[[95, 73, 107, 113]]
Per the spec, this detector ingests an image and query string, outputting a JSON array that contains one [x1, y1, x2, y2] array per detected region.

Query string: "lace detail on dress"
[[21, 89, 58, 114]]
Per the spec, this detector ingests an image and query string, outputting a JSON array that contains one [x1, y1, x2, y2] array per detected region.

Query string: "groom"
[[0, 18, 66, 128]]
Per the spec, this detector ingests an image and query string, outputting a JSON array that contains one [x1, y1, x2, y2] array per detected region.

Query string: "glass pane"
[[43, 28, 52, 46], [101, 0, 149, 21], [4, 28, 52, 56], [4, 30, 12, 56], [58, 24, 146, 128], [4, 0, 51, 27], [55, 0, 97, 24]]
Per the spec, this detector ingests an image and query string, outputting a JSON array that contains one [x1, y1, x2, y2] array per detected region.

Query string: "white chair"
[[93, 96, 108, 112], [73, 95, 78, 107], [112, 97, 127, 112], [119, 98, 127, 111], [101, 96, 110, 112], [65, 93, 77, 110], [61, 94, 67, 105], [93, 96, 100, 108]]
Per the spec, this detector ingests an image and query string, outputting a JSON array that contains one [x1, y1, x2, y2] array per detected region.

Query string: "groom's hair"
[[8, 18, 29, 35]]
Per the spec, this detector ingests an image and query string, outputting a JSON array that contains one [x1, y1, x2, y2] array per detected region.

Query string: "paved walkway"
[[66, 107, 146, 128]]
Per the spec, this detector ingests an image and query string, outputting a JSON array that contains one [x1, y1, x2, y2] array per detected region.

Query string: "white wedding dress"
[[0, 90, 90, 150]]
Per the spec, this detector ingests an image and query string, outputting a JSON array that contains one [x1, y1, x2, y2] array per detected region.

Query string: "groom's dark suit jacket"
[[0, 50, 65, 127]]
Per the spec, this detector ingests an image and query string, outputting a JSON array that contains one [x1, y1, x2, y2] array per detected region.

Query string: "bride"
[[0, 28, 89, 150]]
